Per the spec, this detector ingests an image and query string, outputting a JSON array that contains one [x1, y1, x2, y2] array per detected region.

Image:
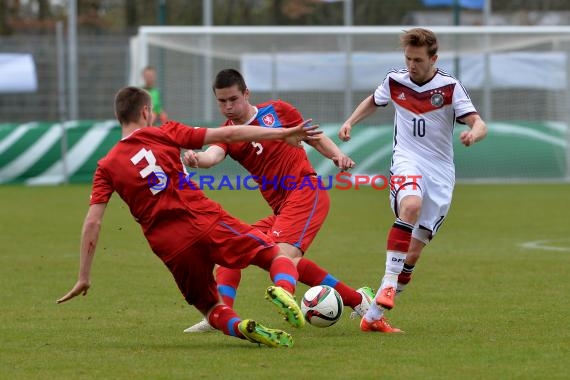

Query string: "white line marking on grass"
[[520, 239, 570, 252]]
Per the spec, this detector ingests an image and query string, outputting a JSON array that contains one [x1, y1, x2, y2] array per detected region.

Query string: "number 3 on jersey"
[[131, 148, 167, 195], [412, 117, 426, 137]]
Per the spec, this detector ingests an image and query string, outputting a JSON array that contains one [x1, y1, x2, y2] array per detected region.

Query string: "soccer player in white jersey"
[[338, 28, 488, 333]]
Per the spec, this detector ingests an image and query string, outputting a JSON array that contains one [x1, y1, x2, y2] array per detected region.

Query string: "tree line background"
[[1, 0, 570, 36]]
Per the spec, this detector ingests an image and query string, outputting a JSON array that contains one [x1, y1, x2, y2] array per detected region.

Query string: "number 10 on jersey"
[[412, 117, 425, 137]]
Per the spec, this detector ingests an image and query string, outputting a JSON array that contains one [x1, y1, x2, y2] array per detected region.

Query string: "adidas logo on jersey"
[[397, 92, 406, 100]]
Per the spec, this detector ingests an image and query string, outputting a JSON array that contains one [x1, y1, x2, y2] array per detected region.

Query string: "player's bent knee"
[[277, 243, 303, 260], [399, 197, 422, 221]]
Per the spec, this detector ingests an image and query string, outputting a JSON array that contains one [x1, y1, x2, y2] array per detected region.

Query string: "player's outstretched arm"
[[339, 95, 378, 142], [183, 146, 226, 169], [203, 119, 321, 145], [305, 134, 355, 171], [158, 111, 168, 124], [57, 203, 107, 304], [459, 114, 488, 147]]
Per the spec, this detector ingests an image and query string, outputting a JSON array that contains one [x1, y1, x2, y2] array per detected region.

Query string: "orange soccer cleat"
[[375, 286, 396, 310], [360, 317, 403, 333]]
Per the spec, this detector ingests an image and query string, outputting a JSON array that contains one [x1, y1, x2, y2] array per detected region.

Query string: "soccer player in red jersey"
[[56, 86, 323, 348], [183, 69, 375, 333]]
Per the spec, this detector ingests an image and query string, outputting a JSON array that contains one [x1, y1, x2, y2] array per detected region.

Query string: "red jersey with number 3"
[[89, 121, 222, 260], [213, 100, 316, 213]]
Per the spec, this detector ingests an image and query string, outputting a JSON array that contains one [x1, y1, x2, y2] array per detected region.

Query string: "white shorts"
[[389, 160, 454, 244]]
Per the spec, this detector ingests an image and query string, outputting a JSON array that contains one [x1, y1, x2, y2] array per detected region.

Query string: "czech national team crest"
[[262, 113, 275, 127], [257, 104, 282, 128], [430, 93, 444, 108]]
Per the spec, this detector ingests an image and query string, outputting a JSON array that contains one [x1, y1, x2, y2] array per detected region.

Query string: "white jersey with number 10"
[[374, 68, 477, 179]]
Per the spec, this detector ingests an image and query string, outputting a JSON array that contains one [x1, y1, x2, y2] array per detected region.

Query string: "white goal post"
[[130, 26, 570, 181]]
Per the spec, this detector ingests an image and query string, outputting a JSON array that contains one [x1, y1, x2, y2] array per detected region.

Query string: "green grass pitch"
[[1, 184, 569, 379]]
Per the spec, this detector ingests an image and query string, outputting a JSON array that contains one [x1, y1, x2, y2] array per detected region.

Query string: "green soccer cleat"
[[265, 286, 305, 328], [350, 286, 376, 319], [238, 319, 293, 348]]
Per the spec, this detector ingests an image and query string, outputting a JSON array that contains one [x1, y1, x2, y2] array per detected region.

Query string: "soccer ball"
[[301, 285, 344, 327]]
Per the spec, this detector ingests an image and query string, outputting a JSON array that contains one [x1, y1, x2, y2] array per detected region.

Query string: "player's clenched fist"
[[338, 123, 352, 142]]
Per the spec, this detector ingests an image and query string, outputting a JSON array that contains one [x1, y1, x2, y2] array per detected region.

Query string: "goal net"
[[130, 26, 570, 182]]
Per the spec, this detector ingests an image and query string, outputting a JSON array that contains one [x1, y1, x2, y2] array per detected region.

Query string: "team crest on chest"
[[430, 91, 445, 108], [262, 113, 275, 127]]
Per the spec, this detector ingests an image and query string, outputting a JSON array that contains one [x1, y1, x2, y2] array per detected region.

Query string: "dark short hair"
[[213, 69, 247, 93], [401, 28, 438, 57], [114, 86, 150, 125]]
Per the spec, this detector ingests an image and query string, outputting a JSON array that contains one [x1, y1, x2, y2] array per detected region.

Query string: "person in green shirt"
[[142, 66, 168, 125]]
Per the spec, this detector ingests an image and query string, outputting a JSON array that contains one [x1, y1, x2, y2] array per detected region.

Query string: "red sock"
[[387, 220, 413, 252], [297, 258, 360, 308], [269, 256, 298, 295], [215, 267, 241, 308], [207, 304, 244, 338], [297, 258, 326, 285], [398, 263, 415, 284], [332, 282, 361, 308]]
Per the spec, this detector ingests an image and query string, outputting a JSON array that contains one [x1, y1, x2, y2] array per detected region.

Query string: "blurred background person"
[[142, 65, 168, 125]]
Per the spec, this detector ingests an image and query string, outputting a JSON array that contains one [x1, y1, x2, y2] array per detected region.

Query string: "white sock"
[[363, 301, 384, 321], [382, 251, 407, 289], [363, 280, 389, 321]]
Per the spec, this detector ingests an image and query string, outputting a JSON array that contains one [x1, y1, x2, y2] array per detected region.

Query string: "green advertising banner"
[[0, 121, 566, 185]]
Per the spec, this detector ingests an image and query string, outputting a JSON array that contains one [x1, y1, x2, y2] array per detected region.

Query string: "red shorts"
[[161, 210, 279, 313], [253, 177, 330, 253]]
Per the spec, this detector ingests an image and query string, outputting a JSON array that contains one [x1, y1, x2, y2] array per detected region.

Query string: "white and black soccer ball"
[[301, 285, 344, 327]]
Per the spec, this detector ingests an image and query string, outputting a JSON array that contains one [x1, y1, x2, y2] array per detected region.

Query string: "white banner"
[[243, 52, 567, 91], [0, 54, 38, 93]]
